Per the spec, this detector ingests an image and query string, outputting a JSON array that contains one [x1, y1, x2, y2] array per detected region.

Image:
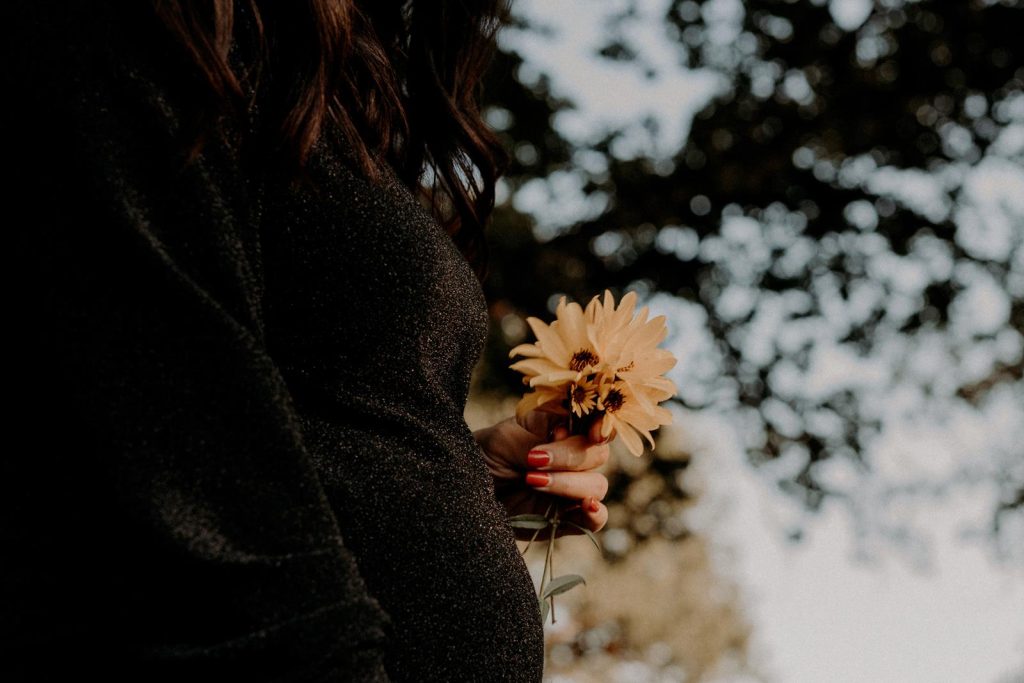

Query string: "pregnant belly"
[[298, 410, 545, 682]]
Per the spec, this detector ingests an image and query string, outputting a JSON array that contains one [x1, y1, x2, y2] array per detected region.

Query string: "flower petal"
[[508, 342, 544, 359], [529, 370, 580, 387], [510, 358, 568, 377], [515, 389, 563, 424], [514, 391, 544, 424], [611, 291, 638, 330], [560, 301, 589, 356], [585, 293, 601, 324], [616, 419, 646, 457], [526, 316, 570, 365]]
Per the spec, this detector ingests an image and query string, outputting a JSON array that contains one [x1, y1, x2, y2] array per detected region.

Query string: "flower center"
[[569, 349, 600, 372], [603, 388, 625, 412], [571, 384, 589, 402]]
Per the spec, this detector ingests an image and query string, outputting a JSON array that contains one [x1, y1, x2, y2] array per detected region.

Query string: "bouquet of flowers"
[[507, 289, 678, 623]]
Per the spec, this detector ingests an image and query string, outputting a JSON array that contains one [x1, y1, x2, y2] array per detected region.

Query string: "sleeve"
[[1, 2, 392, 680]]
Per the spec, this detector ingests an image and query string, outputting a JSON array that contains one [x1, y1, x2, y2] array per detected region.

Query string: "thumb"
[[588, 414, 616, 445], [519, 406, 567, 441]]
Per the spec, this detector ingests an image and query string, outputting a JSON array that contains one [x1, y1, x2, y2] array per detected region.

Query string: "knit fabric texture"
[[3, 1, 544, 680]]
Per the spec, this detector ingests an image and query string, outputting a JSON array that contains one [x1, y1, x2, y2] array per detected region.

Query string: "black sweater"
[[3, 2, 544, 680]]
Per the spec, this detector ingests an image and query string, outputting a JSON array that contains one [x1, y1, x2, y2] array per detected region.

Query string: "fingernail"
[[527, 450, 551, 468], [525, 472, 551, 488], [588, 498, 600, 513]]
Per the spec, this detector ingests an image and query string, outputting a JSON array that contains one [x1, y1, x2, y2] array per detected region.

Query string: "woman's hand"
[[473, 409, 615, 541]]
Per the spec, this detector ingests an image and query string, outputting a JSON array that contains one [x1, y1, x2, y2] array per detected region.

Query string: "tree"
[[476, 0, 1024, 560]]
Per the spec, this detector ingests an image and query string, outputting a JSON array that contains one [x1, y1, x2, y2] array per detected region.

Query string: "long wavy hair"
[[151, 0, 511, 283]]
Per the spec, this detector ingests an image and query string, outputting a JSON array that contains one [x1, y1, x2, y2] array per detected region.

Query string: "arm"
[[3, 2, 391, 679]]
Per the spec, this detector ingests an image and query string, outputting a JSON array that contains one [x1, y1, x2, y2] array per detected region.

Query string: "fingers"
[[513, 498, 608, 541], [588, 415, 617, 446], [506, 409, 616, 469], [517, 407, 616, 445], [566, 496, 608, 535], [481, 416, 555, 480], [517, 407, 567, 441], [527, 434, 610, 473], [546, 497, 609, 538], [545, 413, 615, 445], [524, 470, 608, 501], [516, 408, 618, 445]]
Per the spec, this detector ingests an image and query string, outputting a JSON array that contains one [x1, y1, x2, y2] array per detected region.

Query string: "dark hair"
[[151, 0, 511, 283]]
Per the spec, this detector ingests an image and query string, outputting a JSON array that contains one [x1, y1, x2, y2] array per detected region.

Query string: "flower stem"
[[522, 501, 554, 557], [544, 505, 561, 624], [551, 510, 558, 623]]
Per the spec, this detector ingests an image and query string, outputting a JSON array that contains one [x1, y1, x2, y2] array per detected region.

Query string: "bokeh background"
[[461, 0, 1024, 681]]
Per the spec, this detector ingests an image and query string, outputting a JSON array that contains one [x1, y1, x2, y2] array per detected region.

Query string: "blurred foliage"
[[476, 0, 1024, 554]]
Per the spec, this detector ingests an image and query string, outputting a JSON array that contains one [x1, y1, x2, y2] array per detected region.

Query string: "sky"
[[674, 404, 1024, 683], [498, 0, 1024, 681]]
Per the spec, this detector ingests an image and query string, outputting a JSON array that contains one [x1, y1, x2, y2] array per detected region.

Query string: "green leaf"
[[563, 520, 602, 551], [509, 519, 550, 530], [508, 514, 551, 530], [539, 597, 550, 624], [509, 514, 550, 523], [540, 574, 586, 599]]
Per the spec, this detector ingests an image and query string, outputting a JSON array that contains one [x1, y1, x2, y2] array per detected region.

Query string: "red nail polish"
[[588, 498, 600, 513], [527, 450, 551, 468], [525, 472, 551, 488]]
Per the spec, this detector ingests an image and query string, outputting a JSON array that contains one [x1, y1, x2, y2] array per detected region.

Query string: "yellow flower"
[[508, 289, 677, 456], [508, 295, 606, 388], [568, 376, 599, 417], [587, 290, 678, 408], [594, 377, 671, 457]]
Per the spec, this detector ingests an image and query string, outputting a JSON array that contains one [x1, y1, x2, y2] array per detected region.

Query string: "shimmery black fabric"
[[3, 2, 544, 681]]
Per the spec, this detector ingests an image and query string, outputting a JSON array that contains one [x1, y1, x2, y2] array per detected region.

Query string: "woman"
[[3, 0, 610, 680]]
